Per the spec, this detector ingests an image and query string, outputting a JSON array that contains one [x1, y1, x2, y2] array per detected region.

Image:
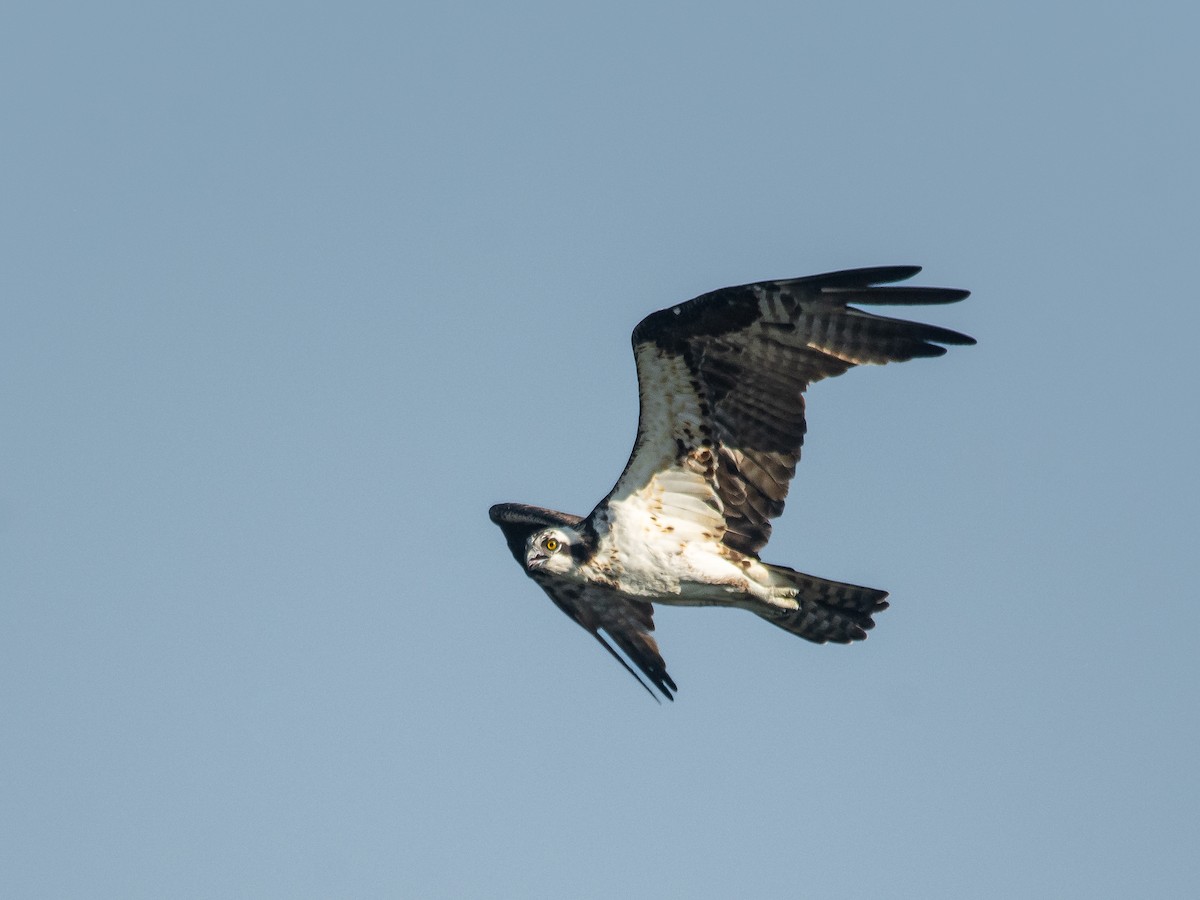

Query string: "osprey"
[[490, 266, 973, 701]]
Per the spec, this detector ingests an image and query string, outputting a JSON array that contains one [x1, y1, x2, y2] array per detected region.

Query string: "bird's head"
[[525, 527, 580, 576]]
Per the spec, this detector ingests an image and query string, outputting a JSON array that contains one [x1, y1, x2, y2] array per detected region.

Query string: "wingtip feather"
[[796, 265, 924, 288], [588, 630, 675, 703]]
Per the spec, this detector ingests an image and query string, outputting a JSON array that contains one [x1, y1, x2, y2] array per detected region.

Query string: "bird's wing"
[[488, 502, 677, 701], [599, 266, 974, 555], [533, 576, 677, 702]]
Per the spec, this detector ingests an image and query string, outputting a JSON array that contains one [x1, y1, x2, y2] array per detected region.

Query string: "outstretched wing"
[[600, 266, 974, 555], [488, 503, 678, 702], [531, 578, 677, 702]]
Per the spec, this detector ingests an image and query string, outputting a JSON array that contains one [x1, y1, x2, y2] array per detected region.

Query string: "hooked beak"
[[526, 550, 548, 571]]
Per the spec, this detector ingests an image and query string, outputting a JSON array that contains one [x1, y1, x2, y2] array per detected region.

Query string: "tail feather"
[[756, 564, 890, 644]]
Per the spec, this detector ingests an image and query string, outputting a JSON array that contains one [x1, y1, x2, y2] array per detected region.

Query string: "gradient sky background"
[[3, 2, 1197, 898]]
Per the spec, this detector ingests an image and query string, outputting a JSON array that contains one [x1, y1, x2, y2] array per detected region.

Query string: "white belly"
[[586, 480, 786, 608], [587, 528, 775, 607]]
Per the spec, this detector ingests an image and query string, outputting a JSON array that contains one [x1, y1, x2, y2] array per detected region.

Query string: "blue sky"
[[3, 2, 1197, 897]]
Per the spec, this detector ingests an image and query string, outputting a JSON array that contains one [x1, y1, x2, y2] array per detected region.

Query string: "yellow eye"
[[545, 537, 560, 552]]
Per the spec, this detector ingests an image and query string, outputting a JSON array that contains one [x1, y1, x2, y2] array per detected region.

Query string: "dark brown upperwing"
[[532, 577, 677, 702]]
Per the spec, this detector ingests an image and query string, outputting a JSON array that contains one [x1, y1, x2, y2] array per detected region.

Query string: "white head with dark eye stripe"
[[525, 527, 579, 575]]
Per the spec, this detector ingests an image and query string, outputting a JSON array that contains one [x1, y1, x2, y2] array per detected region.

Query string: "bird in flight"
[[490, 265, 973, 701]]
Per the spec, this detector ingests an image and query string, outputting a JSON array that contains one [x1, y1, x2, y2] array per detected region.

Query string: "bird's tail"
[[754, 564, 890, 644]]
